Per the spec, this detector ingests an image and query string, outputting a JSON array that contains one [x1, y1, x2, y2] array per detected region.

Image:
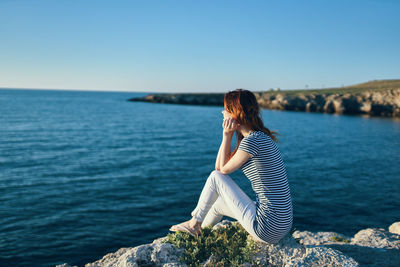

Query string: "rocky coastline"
[[128, 80, 400, 118], [58, 220, 400, 267]]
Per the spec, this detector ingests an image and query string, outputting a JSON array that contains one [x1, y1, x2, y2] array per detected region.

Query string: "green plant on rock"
[[330, 235, 350, 243], [162, 222, 262, 266]]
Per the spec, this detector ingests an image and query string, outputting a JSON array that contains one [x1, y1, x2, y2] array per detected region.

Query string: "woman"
[[169, 89, 293, 244]]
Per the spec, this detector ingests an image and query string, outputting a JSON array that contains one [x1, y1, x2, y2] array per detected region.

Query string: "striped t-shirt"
[[238, 130, 293, 243]]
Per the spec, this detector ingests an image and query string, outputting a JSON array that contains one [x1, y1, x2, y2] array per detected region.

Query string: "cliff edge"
[[57, 220, 400, 267]]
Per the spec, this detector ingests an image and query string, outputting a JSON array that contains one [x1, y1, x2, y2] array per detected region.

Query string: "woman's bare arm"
[[216, 111, 236, 170], [215, 144, 222, 171], [218, 132, 233, 170], [215, 138, 227, 170], [215, 132, 233, 171]]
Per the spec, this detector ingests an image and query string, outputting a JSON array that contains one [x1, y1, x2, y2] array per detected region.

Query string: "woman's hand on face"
[[221, 110, 239, 135], [221, 110, 232, 120], [222, 117, 239, 135]]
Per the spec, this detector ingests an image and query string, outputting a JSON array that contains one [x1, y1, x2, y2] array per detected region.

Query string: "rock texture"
[[128, 80, 400, 118], [57, 220, 400, 267], [292, 221, 400, 267], [255, 89, 400, 117]]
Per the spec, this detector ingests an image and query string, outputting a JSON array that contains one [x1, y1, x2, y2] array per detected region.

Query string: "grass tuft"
[[162, 222, 262, 266], [330, 235, 351, 243]]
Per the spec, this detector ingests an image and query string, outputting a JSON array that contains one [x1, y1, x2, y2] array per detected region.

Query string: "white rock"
[[389, 222, 400, 235], [286, 246, 359, 267], [292, 230, 351, 246], [351, 227, 400, 249], [84, 236, 186, 267]]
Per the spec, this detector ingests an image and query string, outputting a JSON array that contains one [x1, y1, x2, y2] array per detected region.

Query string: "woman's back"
[[238, 130, 293, 243]]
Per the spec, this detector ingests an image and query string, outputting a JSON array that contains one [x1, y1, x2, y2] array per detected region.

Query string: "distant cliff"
[[128, 79, 400, 118]]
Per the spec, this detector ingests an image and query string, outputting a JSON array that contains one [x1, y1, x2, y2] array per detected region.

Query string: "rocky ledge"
[[128, 80, 400, 118], [58, 221, 400, 267]]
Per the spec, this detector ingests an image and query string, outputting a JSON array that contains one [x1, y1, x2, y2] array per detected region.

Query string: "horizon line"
[[0, 85, 349, 94], [1, 79, 397, 94]]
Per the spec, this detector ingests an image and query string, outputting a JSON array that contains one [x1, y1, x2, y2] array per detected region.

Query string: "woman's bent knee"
[[210, 170, 225, 181], [209, 170, 229, 185], [211, 169, 225, 177]]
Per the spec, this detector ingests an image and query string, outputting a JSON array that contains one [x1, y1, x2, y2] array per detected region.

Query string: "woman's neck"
[[238, 125, 254, 137]]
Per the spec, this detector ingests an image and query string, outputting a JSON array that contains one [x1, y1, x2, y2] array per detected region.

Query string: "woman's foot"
[[169, 219, 202, 237]]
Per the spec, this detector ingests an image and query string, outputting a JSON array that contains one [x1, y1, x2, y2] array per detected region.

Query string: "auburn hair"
[[224, 89, 278, 160]]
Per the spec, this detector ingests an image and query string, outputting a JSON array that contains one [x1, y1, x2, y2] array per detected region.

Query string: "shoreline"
[[128, 80, 400, 118]]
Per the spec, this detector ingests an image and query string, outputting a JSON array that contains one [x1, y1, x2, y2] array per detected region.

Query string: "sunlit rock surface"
[[57, 220, 400, 267]]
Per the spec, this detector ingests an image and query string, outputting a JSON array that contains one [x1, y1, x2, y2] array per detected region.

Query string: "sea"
[[0, 88, 399, 266]]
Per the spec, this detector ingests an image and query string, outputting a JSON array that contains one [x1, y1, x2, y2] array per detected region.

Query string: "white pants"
[[191, 170, 266, 243]]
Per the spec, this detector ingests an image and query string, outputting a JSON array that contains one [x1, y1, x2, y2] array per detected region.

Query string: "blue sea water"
[[0, 88, 399, 266]]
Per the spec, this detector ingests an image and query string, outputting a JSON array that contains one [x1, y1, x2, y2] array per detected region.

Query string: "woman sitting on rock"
[[170, 89, 293, 244]]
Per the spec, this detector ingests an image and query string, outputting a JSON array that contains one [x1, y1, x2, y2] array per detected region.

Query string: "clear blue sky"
[[0, 0, 399, 93]]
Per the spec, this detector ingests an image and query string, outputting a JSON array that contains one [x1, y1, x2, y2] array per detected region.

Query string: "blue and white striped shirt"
[[238, 130, 293, 243]]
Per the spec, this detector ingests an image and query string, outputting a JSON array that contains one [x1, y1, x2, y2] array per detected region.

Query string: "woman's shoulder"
[[249, 130, 273, 143], [242, 131, 259, 141], [241, 131, 263, 145], [249, 130, 268, 138], [243, 130, 273, 143]]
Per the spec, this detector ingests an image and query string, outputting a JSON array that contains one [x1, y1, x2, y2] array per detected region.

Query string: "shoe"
[[169, 223, 201, 238]]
